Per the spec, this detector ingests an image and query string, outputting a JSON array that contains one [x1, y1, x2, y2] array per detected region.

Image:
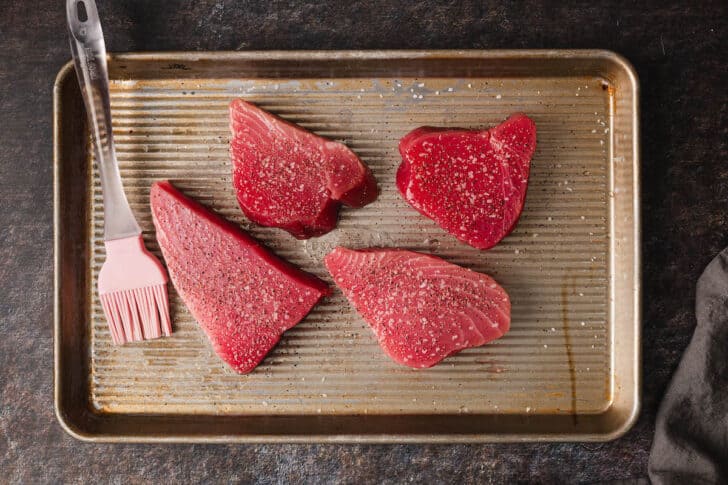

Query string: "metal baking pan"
[[54, 50, 640, 442]]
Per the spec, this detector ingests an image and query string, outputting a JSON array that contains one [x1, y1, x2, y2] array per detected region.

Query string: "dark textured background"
[[1, 0, 726, 483]]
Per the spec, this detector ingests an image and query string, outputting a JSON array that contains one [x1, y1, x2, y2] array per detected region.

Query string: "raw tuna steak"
[[150, 181, 330, 373], [229, 99, 378, 239], [397, 114, 536, 249], [324, 247, 510, 368]]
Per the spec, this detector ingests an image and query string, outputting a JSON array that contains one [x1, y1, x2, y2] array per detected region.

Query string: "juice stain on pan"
[[561, 279, 578, 424]]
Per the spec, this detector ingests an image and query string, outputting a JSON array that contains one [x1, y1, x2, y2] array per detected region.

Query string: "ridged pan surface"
[[56, 51, 640, 441]]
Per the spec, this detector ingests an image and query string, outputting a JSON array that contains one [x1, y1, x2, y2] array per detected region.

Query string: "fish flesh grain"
[[229, 99, 378, 239], [397, 114, 536, 249], [324, 247, 510, 368], [150, 180, 330, 373]]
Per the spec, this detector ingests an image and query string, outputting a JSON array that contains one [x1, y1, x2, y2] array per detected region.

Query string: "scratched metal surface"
[[56, 51, 639, 441]]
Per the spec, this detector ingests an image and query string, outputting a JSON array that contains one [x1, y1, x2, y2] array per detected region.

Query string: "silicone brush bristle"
[[100, 285, 171, 345]]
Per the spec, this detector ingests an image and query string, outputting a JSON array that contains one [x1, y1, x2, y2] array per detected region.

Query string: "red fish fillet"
[[229, 99, 378, 239], [324, 247, 510, 368], [150, 181, 330, 373], [397, 114, 536, 250]]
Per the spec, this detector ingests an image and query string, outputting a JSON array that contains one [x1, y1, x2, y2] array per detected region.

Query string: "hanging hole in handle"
[[76, 1, 88, 22]]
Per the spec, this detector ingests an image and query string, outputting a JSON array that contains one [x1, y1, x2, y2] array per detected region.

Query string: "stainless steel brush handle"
[[66, 0, 140, 240]]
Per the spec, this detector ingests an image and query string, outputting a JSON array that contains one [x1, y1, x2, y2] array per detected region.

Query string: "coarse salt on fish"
[[229, 99, 378, 239], [324, 247, 510, 368], [150, 180, 330, 373], [397, 114, 536, 249]]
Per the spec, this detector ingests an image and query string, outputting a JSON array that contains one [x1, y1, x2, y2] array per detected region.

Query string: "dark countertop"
[[1, 1, 726, 482]]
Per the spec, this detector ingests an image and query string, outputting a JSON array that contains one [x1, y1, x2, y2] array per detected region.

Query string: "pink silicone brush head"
[[98, 235, 172, 345]]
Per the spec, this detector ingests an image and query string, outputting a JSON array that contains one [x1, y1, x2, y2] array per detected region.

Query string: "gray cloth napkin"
[[648, 248, 728, 484]]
